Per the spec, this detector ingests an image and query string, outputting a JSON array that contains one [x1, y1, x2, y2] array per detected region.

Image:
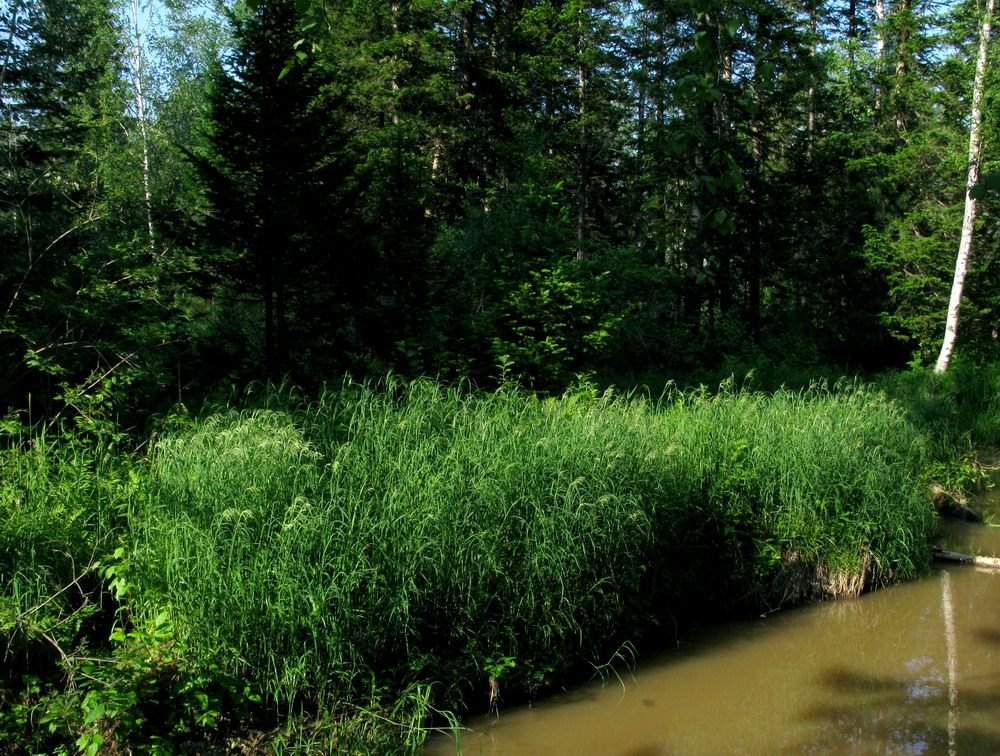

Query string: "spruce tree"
[[193, 0, 360, 381]]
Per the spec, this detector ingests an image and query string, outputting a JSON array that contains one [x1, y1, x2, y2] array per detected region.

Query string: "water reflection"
[[425, 493, 1000, 755]]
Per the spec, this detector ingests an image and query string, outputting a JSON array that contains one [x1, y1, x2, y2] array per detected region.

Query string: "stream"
[[424, 487, 1000, 755]]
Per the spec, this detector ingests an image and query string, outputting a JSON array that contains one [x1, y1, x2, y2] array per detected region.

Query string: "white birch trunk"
[[875, 0, 886, 57], [807, 3, 818, 158], [576, 5, 586, 260], [874, 0, 886, 109], [424, 139, 441, 217], [935, 0, 994, 374], [390, 0, 400, 125], [1, 0, 24, 151], [128, 0, 156, 256]]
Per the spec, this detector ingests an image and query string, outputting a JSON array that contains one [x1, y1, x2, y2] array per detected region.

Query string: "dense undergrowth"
[[3, 367, 996, 754]]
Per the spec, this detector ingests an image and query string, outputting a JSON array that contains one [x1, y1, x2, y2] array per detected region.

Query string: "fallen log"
[[931, 484, 983, 522], [933, 547, 1000, 569]]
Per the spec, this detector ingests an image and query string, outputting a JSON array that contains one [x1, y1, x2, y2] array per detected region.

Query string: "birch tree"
[[124, 0, 156, 254], [934, 0, 995, 373]]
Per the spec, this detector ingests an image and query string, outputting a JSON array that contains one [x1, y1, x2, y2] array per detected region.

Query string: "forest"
[[0, 0, 997, 410], [2, 0, 1000, 752]]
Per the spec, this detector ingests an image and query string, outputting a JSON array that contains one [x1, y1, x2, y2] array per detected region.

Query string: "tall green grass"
[[0, 432, 129, 672], [129, 377, 935, 728], [877, 364, 1000, 453]]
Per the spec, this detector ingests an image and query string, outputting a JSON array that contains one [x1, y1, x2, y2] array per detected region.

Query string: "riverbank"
[[0, 374, 984, 753], [426, 478, 1000, 755]]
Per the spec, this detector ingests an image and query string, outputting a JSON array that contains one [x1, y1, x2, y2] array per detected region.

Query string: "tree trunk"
[[1, 0, 23, 160], [874, 0, 886, 109], [263, 278, 275, 379], [934, 0, 994, 374], [847, 0, 858, 71], [933, 547, 1000, 569], [893, 0, 912, 133], [389, 0, 400, 125], [128, 0, 156, 256], [576, 5, 587, 260], [807, 1, 818, 158]]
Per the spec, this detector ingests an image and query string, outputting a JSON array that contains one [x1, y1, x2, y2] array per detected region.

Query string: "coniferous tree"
[[193, 0, 361, 381]]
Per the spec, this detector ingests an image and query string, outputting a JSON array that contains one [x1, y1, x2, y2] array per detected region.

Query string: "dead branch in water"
[[933, 547, 1000, 569]]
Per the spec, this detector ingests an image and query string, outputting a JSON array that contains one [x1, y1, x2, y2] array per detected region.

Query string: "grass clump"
[[0, 431, 129, 668], [878, 363, 1000, 451], [0, 431, 133, 754], [0, 375, 941, 752], [123, 376, 935, 747]]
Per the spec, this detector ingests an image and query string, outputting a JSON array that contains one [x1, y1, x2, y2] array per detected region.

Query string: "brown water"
[[424, 491, 1000, 755]]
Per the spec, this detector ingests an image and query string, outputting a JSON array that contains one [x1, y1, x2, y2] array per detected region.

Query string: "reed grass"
[[128, 376, 935, 729], [876, 364, 1000, 451], [0, 432, 129, 669]]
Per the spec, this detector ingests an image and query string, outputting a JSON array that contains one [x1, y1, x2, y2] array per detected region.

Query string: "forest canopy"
[[1, 0, 998, 420]]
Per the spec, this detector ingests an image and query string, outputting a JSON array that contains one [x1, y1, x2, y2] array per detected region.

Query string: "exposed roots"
[[764, 551, 879, 608]]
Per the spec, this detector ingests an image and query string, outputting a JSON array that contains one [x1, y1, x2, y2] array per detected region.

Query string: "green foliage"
[[126, 378, 933, 729], [408, 170, 624, 388], [0, 375, 972, 751], [877, 363, 1000, 450], [51, 611, 261, 755], [972, 171, 1000, 198], [0, 429, 127, 643], [864, 209, 957, 362], [7, 0, 1000, 742], [0, 427, 128, 754], [490, 263, 620, 391], [0, 427, 266, 755], [920, 453, 987, 495], [190, 0, 364, 381], [3, 601, 264, 756], [2, 0, 999, 410], [850, 0, 1000, 371], [0, 0, 190, 424]]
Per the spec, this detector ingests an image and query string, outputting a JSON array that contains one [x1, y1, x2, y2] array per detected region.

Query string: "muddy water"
[[425, 491, 1000, 755]]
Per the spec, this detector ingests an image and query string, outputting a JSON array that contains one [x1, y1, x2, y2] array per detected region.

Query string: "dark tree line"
[[1, 0, 998, 420]]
